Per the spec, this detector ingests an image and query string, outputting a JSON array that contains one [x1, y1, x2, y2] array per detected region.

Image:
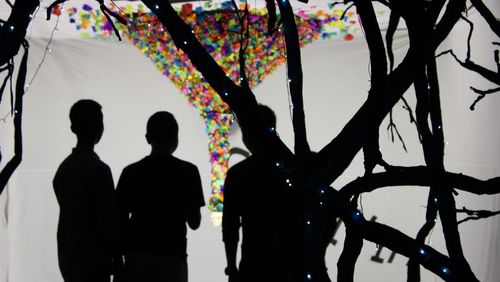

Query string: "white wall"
[[0, 1, 499, 282]]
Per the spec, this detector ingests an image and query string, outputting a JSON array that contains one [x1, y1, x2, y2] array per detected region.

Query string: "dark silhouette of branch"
[[456, 207, 500, 224], [470, 86, 500, 95], [432, 0, 465, 52], [387, 111, 408, 152], [0, 40, 27, 195], [435, 14, 499, 110], [139, 0, 292, 162], [337, 166, 500, 198], [276, 0, 310, 157], [469, 0, 500, 37], [264, 0, 277, 34], [47, 0, 127, 41], [0, 60, 14, 105], [354, 0, 388, 175], [337, 209, 479, 282], [436, 49, 499, 85], [0, 0, 39, 67], [230, 0, 251, 90], [385, 10, 400, 72], [337, 224, 363, 282], [340, 3, 355, 23]]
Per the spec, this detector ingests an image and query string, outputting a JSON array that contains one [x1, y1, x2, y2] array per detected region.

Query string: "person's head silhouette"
[[242, 104, 276, 154], [146, 111, 178, 155], [69, 100, 104, 148]]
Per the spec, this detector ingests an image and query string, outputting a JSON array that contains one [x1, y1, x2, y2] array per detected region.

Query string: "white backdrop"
[[1, 1, 499, 282]]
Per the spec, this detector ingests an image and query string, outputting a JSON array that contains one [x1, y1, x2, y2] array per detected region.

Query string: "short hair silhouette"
[[257, 104, 276, 129], [69, 99, 103, 139], [146, 111, 179, 152], [242, 104, 276, 153]]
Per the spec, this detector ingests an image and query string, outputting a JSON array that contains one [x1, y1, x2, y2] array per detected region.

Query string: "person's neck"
[[75, 140, 95, 152], [150, 146, 172, 157]]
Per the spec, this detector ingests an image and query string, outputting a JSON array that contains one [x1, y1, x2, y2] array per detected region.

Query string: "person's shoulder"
[[90, 157, 113, 178], [228, 157, 254, 173], [121, 156, 149, 173], [170, 156, 198, 170]]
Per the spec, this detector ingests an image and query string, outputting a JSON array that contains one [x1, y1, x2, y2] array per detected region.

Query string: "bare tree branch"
[[276, 0, 311, 157], [0, 0, 39, 67], [0, 40, 27, 195], [456, 207, 500, 224], [337, 166, 500, 198], [469, 0, 500, 37]]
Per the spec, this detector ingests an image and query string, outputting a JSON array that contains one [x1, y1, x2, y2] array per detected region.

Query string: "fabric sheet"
[[1, 1, 499, 282]]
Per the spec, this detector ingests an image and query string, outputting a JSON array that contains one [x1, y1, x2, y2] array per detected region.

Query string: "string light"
[[418, 247, 426, 256], [306, 273, 312, 280], [353, 210, 362, 221], [154, 4, 159, 9], [442, 267, 449, 274], [8, 25, 14, 32]]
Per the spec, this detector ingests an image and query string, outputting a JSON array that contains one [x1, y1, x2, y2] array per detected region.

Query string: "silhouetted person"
[[116, 111, 205, 282], [222, 105, 301, 282], [53, 100, 119, 282]]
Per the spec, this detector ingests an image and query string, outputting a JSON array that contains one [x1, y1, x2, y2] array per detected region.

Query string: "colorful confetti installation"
[[204, 112, 233, 212], [66, 1, 367, 215]]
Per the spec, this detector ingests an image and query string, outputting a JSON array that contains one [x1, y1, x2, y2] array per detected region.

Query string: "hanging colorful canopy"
[[64, 0, 366, 218]]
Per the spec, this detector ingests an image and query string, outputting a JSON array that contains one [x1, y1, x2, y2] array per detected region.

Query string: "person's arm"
[[187, 165, 204, 230], [221, 170, 240, 280], [115, 168, 131, 256], [96, 165, 122, 276]]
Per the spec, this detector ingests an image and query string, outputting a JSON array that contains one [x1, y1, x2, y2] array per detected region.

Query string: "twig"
[[456, 207, 500, 224]]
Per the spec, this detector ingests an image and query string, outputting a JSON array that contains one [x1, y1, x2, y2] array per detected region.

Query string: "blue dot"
[[442, 267, 449, 274], [306, 273, 312, 280], [419, 248, 426, 255]]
